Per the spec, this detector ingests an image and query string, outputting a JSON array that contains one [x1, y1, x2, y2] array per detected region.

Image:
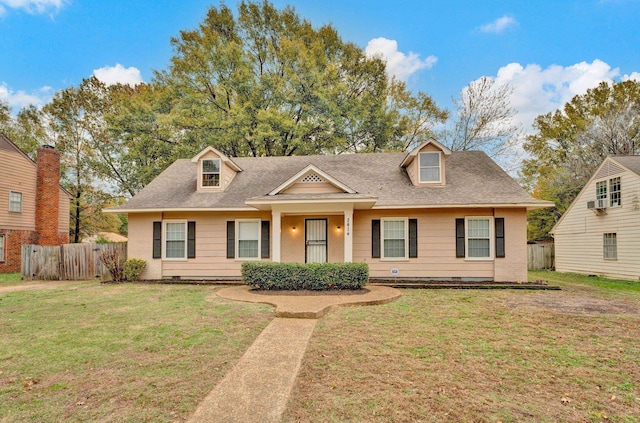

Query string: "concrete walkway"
[[188, 318, 317, 423], [190, 286, 401, 422]]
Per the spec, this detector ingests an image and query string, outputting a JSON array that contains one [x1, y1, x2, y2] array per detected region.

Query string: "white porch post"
[[272, 210, 281, 262], [343, 207, 353, 262]]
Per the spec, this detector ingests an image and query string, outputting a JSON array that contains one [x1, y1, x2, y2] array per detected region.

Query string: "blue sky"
[[1, 0, 640, 133]]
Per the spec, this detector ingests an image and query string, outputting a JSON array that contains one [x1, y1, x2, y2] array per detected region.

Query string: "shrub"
[[99, 249, 125, 282], [124, 258, 147, 281], [242, 262, 368, 290]]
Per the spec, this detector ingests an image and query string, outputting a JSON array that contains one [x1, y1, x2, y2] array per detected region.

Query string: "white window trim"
[[381, 217, 409, 261], [465, 216, 494, 261], [162, 220, 188, 261], [418, 152, 441, 184], [603, 233, 617, 260], [9, 191, 22, 213], [609, 177, 621, 208], [0, 234, 5, 262], [235, 219, 261, 261], [199, 158, 223, 190]]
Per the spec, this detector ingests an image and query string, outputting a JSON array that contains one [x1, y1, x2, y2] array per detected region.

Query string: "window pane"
[[384, 239, 405, 258], [166, 240, 186, 258], [420, 168, 440, 182], [596, 181, 607, 200], [468, 239, 490, 258], [603, 233, 617, 259], [165, 222, 186, 258], [202, 159, 220, 173], [238, 240, 259, 258], [420, 152, 439, 167], [468, 219, 489, 238], [238, 221, 260, 258], [383, 220, 406, 258], [9, 192, 21, 212], [202, 174, 220, 187], [610, 177, 621, 207]]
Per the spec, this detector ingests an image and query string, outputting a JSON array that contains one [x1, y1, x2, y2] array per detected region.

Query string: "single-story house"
[[552, 155, 640, 280], [106, 138, 552, 282]]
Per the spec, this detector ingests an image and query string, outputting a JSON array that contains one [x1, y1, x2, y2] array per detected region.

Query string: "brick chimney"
[[36, 145, 62, 245]]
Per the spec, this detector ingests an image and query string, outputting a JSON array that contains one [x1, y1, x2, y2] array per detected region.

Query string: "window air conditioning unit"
[[596, 198, 607, 209], [587, 199, 607, 214]]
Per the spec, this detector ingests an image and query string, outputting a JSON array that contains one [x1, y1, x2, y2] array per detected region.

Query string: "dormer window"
[[419, 152, 440, 183], [202, 159, 221, 187]]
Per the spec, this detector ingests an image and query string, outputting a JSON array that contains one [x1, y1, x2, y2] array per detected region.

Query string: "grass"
[[283, 272, 640, 422], [0, 281, 272, 422], [0, 272, 22, 285], [2, 272, 640, 422]]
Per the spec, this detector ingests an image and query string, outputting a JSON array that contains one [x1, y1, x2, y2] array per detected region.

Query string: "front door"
[[305, 218, 327, 263]]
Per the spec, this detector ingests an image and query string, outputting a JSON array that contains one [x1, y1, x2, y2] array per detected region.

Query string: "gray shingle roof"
[[610, 156, 640, 177], [111, 151, 550, 211]]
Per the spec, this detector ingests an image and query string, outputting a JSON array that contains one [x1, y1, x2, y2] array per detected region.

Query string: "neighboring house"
[[82, 232, 128, 243], [106, 138, 552, 282], [552, 155, 640, 281], [0, 134, 71, 273]]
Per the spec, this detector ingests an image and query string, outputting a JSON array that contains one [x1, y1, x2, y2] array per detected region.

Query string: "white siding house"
[[552, 156, 640, 280]]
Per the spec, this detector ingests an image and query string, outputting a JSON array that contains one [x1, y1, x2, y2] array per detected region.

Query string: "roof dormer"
[[400, 138, 452, 187], [191, 146, 242, 191]]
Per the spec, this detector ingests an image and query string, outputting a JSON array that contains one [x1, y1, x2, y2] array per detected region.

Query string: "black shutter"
[[261, 220, 270, 259], [226, 221, 235, 259], [455, 218, 465, 258], [409, 218, 418, 258], [371, 219, 381, 258], [152, 221, 161, 259], [187, 221, 196, 258], [495, 218, 505, 258]]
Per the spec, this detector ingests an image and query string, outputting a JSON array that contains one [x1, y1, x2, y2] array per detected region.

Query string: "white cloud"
[[92, 64, 143, 87], [622, 71, 640, 82], [0, 0, 66, 15], [0, 82, 50, 109], [479, 15, 517, 34], [489, 59, 619, 132], [365, 37, 437, 81]]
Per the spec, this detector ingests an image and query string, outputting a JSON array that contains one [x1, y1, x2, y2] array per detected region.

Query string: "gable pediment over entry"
[[268, 164, 357, 195]]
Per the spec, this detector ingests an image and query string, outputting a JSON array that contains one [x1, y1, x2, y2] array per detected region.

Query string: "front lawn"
[[0, 282, 272, 422], [0, 272, 22, 285], [284, 271, 640, 422]]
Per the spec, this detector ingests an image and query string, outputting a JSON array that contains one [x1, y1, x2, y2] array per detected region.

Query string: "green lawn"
[[2, 273, 639, 422], [0, 282, 272, 422], [284, 271, 640, 422], [0, 272, 22, 285]]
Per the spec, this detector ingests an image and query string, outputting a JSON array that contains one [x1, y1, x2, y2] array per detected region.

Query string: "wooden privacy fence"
[[21, 243, 127, 281], [527, 243, 555, 271]]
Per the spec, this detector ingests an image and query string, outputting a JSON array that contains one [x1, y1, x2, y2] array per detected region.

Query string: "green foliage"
[[521, 80, 640, 241], [124, 258, 147, 281], [95, 235, 110, 244], [241, 262, 369, 290], [155, 0, 446, 157]]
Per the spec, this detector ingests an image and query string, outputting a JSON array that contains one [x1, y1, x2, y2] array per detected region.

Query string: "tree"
[[154, 0, 446, 157], [440, 76, 520, 159], [522, 79, 640, 240]]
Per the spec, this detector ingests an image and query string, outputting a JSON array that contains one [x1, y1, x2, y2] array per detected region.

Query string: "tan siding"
[[494, 208, 527, 282], [128, 207, 528, 280], [127, 212, 163, 279], [281, 182, 343, 194], [161, 211, 271, 278], [406, 159, 417, 185], [58, 189, 70, 235], [0, 148, 37, 230], [555, 167, 640, 280], [353, 208, 505, 279]]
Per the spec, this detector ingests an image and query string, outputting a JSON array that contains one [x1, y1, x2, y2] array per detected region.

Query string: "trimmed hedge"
[[241, 262, 369, 290]]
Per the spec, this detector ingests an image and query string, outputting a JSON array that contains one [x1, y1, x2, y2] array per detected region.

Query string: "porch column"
[[343, 207, 353, 262], [272, 210, 281, 262]]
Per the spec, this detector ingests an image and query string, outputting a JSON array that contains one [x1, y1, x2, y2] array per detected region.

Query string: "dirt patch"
[[506, 291, 640, 315], [251, 288, 370, 296]]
